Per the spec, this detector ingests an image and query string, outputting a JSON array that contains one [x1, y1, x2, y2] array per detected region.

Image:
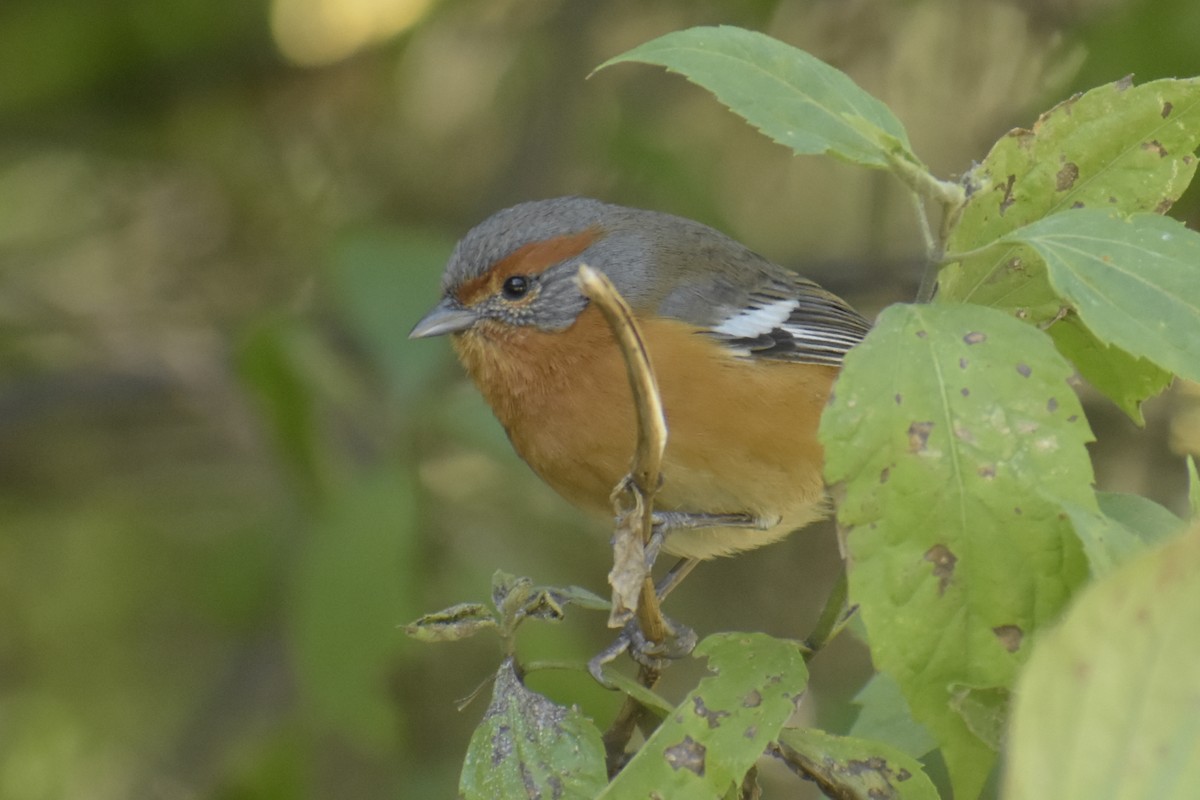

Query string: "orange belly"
[[454, 308, 836, 559]]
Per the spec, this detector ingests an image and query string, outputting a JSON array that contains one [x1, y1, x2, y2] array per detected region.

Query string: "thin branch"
[[884, 148, 967, 304], [575, 265, 669, 638], [576, 265, 675, 771]]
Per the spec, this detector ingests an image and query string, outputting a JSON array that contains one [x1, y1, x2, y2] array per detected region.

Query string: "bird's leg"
[[591, 515, 771, 683], [588, 557, 701, 684], [655, 556, 699, 601], [652, 510, 771, 533], [643, 512, 772, 569]]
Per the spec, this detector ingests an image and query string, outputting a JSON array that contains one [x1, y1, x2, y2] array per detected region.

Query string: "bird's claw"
[[587, 615, 698, 686]]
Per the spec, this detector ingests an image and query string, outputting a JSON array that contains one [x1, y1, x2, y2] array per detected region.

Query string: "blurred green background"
[[2, 0, 1198, 797]]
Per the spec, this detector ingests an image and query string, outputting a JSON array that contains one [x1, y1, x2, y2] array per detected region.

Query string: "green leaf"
[[1096, 490, 1185, 547], [597, 25, 914, 168], [599, 633, 808, 798], [942, 76, 1200, 305], [821, 304, 1093, 799], [1000, 210, 1200, 383], [1004, 525, 1200, 799], [1063, 491, 1184, 578], [1062, 502, 1152, 578], [460, 658, 607, 800], [488, 573, 608, 632], [850, 673, 938, 759], [492, 570, 535, 623], [1046, 314, 1172, 424], [545, 584, 610, 612], [948, 685, 1009, 752], [938, 77, 1200, 419], [776, 727, 941, 800], [589, 668, 673, 717], [403, 603, 497, 643]]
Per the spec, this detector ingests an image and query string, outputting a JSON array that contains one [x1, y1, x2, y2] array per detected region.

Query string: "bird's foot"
[[588, 614, 698, 685]]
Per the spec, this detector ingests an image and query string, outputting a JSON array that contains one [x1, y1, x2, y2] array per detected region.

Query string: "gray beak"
[[409, 298, 478, 339]]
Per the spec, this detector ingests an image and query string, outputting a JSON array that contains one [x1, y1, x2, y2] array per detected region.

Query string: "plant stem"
[[885, 149, 967, 303], [803, 568, 853, 657]]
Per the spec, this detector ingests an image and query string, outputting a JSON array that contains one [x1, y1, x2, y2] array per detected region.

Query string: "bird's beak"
[[409, 298, 478, 339]]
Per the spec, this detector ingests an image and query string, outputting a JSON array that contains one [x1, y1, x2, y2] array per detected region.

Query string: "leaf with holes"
[[597, 25, 915, 168], [821, 303, 1093, 799], [942, 76, 1200, 308], [938, 77, 1200, 420], [460, 658, 606, 800], [1000, 209, 1200, 384], [776, 727, 940, 800], [1004, 525, 1200, 799], [598, 633, 808, 799]]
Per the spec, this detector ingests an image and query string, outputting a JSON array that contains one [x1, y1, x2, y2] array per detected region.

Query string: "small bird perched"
[[411, 197, 870, 560]]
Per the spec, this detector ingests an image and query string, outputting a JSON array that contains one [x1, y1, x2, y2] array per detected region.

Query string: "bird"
[[410, 197, 871, 561]]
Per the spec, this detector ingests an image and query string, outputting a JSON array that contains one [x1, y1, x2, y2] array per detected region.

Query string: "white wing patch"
[[780, 323, 864, 349], [711, 298, 797, 338]]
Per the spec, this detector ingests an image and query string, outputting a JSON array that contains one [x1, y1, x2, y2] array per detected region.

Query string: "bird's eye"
[[501, 275, 530, 299]]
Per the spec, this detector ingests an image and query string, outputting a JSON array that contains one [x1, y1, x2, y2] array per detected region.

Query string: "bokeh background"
[[2, 0, 1198, 797]]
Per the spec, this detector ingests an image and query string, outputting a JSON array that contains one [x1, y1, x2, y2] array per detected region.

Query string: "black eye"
[[501, 275, 530, 299]]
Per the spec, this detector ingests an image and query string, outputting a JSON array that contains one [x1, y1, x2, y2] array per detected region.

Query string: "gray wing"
[[706, 275, 871, 366], [606, 206, 872, 366]]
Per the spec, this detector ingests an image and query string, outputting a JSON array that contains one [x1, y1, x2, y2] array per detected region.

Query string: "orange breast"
[[453, 307, 837, 558]]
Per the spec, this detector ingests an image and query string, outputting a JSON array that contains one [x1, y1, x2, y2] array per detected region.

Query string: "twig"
[[884, 148, 967, 304], [576, 265, 674, 770], [575, 265, 669, 639]]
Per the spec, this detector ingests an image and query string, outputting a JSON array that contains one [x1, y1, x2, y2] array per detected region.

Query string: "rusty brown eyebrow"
[[454, 227, 602, 306]]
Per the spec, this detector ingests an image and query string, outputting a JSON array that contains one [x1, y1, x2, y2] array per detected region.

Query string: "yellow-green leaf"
[[1005, 525, 1200, 799], [821, 303, 1093, 799]]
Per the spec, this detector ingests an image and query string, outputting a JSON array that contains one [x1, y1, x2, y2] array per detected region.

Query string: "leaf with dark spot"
[[663, 736, 706, 775], [775, 728, 939, 799], [821, 304, 1095, 800], [1141, 139, 1168, 157], [939, 77, 1200, 421], [924, 544, 958, 595], [460, 658, 606, 800], [599, 633, 808, 798], [907, 421, 933, 453], [692, 696, 731, 729], [1055, 162, 1079, 191], [992, 624, 1024, 653]]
